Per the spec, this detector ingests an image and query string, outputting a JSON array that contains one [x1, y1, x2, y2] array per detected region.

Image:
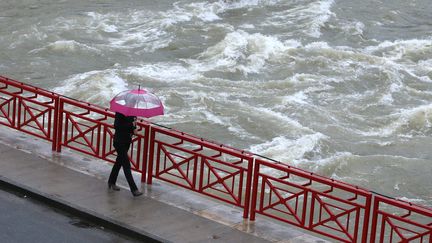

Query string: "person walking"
[[108, 112, 143, 197]]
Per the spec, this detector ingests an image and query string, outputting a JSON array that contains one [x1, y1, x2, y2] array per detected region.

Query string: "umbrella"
[[110, 87, 164, 118]]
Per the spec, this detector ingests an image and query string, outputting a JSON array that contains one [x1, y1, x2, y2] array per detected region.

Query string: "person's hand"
[[132, 119, 138, 134]]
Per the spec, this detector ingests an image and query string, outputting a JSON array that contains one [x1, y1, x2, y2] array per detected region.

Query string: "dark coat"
[[113, 112, 136, 144]]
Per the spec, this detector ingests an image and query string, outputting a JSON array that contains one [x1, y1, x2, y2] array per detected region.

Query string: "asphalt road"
[[0, 188, 141, 243]]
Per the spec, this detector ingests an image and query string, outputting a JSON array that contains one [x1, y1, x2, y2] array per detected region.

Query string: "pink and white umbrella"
[[110, 87, 164, 118]]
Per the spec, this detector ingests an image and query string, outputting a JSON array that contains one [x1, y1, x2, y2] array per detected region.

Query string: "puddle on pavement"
[[69, 218, 94, 229]]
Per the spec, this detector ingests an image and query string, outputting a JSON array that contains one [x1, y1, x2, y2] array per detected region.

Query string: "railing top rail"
[[60, 95, 114, 116], [0, 76, 58, 98], [255, 157, 371, 196], [375, 194, 432, 215], [151, 124, 254, 158]]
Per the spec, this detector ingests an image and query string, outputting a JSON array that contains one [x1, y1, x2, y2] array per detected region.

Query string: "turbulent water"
[[1, 0, 431, 206]]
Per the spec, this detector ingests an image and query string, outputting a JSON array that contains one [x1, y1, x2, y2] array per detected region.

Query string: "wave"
[[52, 70, 128, 106], [125, 63, 202, 82], [249, 133, 328, 164], [363, 38, 432, 83], [365, 38, 432, 61], [29, 40, 101, 54], [187, 30, 300, 75], [164, 0, 282, 23], [363, 104, 432, 137], [7, 25, 48, 49], [48, 11, 173, 52], [262, 0, 335, 38]]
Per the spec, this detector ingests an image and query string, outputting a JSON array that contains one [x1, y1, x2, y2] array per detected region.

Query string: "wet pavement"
[[0, 127, 328, 243], [0, 188, 141, 243]]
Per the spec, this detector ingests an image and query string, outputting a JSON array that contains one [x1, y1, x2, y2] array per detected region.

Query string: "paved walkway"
[[0, 127, 328, 243]]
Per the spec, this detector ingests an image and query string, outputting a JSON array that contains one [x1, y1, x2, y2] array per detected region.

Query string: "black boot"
[[108, 184, 121, 191], [132, 190, 143, 197]]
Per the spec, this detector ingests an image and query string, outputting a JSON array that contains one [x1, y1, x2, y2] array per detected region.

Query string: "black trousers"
[[108, 142, 138, 192]]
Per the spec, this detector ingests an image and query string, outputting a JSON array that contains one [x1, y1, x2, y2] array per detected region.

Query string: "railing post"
[[250, 159, 260, 221], [242, 157, 254, 219], [361, 194, 372, 243], [52, 95, 60, 151], [17, 96, 22, 130], [56, 98, 64, 152], [96, 122, 101, 158], [146, 126, 156, 184], [102, 124, 107, 161], [369, 196, 379, 243], [141, 125, 150, 183], [12, 91, 16, 128]]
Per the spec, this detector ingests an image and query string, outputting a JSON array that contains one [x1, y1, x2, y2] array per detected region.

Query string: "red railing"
[[0, 77, 59, 150], [148, 125, 254, 218], [1, 75, 431, 242], [250, 158, 372, 242], [370, 196, 432, 242]]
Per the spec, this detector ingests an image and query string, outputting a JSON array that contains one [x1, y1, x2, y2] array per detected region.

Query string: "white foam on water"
[[378, 93, 394, 105], [190, 30, 301, 75], [158, 3, 193, 27], [53, 70, 128, 106], [249, 133, 327, 164], [167, 0, 281, 23], [125, 63, 202, 83], [290, 73, 323, 84], [101, 11, 173, 52], [239, 24, 255, 29], [339, 20, 365, 37], [304, 41, 332, 50], [362, 38, 432, 85], [200, 109, 256, 139], [8, 25, 48, 49], [297, 38, 431, 86], [185, 2, 223, 22], [364, 38, 432, 62], [396, 197, 426, 204], [363, 38, 432, 75], [363, 104, 432, 137], [51, 12, 119, 34], [29, 40, 101, 54], [287, 39, 432, 110], [254, 106, 312, 133], [221, 0, 281, 9], [315, 151, 353, 166], [86, 12, 119, 33], [281, 91, 309, 106], [263, 0, 335, 38], [201, 110, 225, 125], [47, 10, 173, 53], [304, 0, 335, 38]]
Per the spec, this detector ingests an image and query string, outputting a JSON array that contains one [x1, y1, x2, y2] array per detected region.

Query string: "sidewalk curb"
[[0, 175, 167, 243]]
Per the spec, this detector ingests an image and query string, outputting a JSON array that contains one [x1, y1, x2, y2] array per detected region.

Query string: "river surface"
[[1, 0, 431, 207]]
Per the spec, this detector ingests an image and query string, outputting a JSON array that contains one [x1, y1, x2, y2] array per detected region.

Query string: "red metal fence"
[[370, 196, 431, 243], [0, 77, 59, 150], [147, 125, 254, 218], [250, 158, 372, 242], [1, 75, 431, 242]]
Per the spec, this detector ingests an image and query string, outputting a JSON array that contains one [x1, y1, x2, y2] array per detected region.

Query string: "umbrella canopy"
[[110, 88, 164, 117]]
